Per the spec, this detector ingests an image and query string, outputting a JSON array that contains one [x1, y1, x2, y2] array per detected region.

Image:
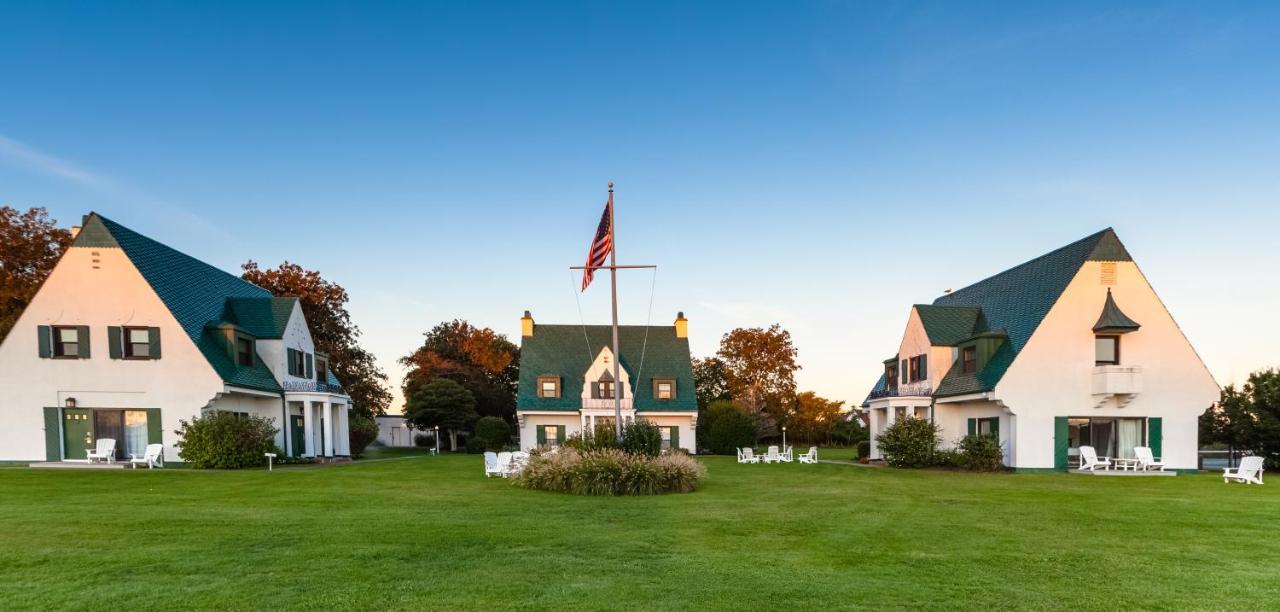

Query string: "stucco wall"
[[0, 246, 225, 461], [995, 261, 1219, 469]]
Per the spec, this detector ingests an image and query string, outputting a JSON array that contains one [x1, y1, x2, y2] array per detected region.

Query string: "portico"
[[285, 392, 351, 458]]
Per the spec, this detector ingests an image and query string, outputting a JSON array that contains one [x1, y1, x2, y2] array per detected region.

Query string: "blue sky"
[[3, 1, 1278, 410]]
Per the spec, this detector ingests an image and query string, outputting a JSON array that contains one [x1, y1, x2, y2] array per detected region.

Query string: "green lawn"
[[1, 450, 1276, 610]]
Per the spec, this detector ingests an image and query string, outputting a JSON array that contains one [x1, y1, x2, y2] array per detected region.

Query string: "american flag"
[[581, 199, 613, 291]]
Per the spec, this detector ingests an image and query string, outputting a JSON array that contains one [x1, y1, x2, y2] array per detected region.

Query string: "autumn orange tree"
[[1, 207, 73, 343], [716, 324, 800, 437], [400, 320, 520, 422], [786, 391, 846, 445], [241, 261, 391, 418]]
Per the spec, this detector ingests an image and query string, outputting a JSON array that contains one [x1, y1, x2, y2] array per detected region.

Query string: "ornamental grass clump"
[[514, 448, 706, 496]]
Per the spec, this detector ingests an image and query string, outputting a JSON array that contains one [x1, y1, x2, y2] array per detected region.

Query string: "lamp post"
[[434, 425, 440, 455], [782, 426, 787, 451]]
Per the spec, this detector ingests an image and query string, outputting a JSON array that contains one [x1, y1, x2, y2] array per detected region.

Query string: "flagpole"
[[607, 182, 623, 441]]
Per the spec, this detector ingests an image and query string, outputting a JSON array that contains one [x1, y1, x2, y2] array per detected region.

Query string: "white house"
[[516, 311, 698, 453], [0, 213, 353, 464], [375, 414, 420, 447], [862, 229, 1218, 471]]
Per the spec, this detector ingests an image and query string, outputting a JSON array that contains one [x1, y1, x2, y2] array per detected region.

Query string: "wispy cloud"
[[0, 134, 109, 187], [0, 133, 231, 240]]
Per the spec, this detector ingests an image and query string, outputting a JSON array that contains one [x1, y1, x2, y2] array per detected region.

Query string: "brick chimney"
[[674, 311, 688, 339], [521, 310, 535, 337]]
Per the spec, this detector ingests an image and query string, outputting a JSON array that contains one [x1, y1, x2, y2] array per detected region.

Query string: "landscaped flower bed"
[[513, 447, 707, 495]]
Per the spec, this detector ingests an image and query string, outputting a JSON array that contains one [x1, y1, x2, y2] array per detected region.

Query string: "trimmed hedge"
[[176, 411, 278, 469], [876, 416, 940, 468]]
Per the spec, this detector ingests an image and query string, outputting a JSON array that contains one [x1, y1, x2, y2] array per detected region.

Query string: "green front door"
[[62, 409, 93, 460], [291, 415, 306, 457]]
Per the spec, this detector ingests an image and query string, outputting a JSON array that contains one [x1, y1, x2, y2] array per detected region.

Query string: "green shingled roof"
[[915, 305, 987, 346], [517, 324, 696, 412], [76, 214, 283, 393], [866, 228, 1134, 402], [224, 297, 298, 339]]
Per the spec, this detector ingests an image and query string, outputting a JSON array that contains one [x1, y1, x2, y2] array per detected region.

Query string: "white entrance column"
[[302, 401, 316, 457], [323, 401, 336, 457], [336, 403, 350, 455], [868, 408, 881, 459]]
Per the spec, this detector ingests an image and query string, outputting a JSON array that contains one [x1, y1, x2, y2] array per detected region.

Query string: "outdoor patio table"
[[1113, 458, 1141, 471]]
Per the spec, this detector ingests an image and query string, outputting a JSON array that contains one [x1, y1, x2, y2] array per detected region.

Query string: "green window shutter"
[[108, 326, 123, 359], [77, 325, 91, 358], [920, 354, 928, 380], [556, 425, 566, 444], [590, 383, 600, 399], [669, 426, 680, 451], [37, 326, 52, 358], [305, 353, 314, 380], [43, 407, 61, 461], [286, 349, 297, 376], [1148, 417, 1162, 458], [1054, 416, 1069, 471], [900, 360, 908, 382], [989, 417, 1000, 439], [146, 408, 163, 445], [149, 327, 162, 359], [536, 425, 546, 446], [967, 418, 976, 436]]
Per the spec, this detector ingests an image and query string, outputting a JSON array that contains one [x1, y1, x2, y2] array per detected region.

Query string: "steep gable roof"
[[517, 324, 696, 412], [929, 228, 1132, 396], [75, 214, 282, 393], [223, 297, 298, 339], [914, 305, 987, 346]]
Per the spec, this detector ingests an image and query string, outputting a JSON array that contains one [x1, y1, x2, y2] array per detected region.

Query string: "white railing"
[[1092, 366, 1142, 396]]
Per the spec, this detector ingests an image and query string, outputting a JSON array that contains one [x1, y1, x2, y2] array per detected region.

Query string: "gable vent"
[[1100, 262, 1116, 285]]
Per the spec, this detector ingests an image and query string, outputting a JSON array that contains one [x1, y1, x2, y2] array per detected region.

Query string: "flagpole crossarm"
[[569, 265, 657, 270]]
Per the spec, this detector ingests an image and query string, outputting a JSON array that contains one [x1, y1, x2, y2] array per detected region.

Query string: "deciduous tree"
[[786, 391, 846, 445], [400, 320, 519, 422], [241, 261, 391, 419], [716, 324, 800, 436], [0, 207, 73, 343], [692, 356, 731, 409], [1202, 369, 1280, 469], [405, 378, 478, 451]]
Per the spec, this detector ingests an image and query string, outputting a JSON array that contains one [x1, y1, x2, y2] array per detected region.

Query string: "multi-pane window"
[[599, 380, 615, 399], [654, 379, 675, 400], [961, 346, 977, 374], [291, 350, 307, 376], [53, 326, 80, 358], [1095, 336, 1120, 366], [908, 356, 923, 382], [315, 356, 328, 383], [542, 425, 560, 448], [885, 362, 898, 388], [236, 337, 255, 367], [124, 327, 152, 359], [537, 376, 560, 399]]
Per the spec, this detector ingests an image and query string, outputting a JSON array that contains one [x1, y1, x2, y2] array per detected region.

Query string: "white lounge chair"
[[1078, 445, 1111, 472], [507, 451, 530, 476], [496, 452, 514, 478], [739, 448, 760, 464], [1223, 456, 1265, 485], [483, 452, 502, 477], [1134, 446, 1165, 472], [798, 447, 818, 464], [86, 438, 116, 464], [129, 444, 164, 469], [762, 445, 781, 464], [780, 446, 794, 463]]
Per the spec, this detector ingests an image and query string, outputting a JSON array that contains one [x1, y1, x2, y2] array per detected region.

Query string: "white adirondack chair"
[[798, 447, 818, 464], [483, 452, 502, 477], [496, 452, 514, 478], [508, 451, 530, 477], [739, 448, 760, 464], [1134, 446, 1165, 472], [780, 446, 794, 463], [1078, 445, 1111, 472], [763, 445, 782, 464], [86, 438, 116, 464], [1223, 456, 1265, 485], [129, 444, 164, 469]]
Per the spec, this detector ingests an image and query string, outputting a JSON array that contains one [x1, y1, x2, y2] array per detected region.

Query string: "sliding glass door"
[[1066, 417, 1147, 465]]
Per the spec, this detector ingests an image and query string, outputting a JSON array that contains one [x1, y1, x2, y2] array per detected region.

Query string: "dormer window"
[[1095, 335, 1120, 366], [315, 355, 328, 383], [961, 346, 977, 374], [599, 380, 615, 399], [653, 379, 676, 400], [236, 336, 255, 367], [537, 376, 560, 399], [291, 349, 306, 377], [884, 361, 898, 388]]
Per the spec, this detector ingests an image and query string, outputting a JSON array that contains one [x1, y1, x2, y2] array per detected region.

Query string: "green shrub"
[[876, 416, 940, 468], [176, 411, 279, 469], [413, 433, 432, 447], [347, 415, 379, 458], [464, 435, 483, 454], [564, 423, 621, 452], [621, 420, 664, 458], [856, 439, 871, 460], [473, 416, 512, 451], [514, 448, 706, 495], [958, 434, 1005, 471], [705, 402, 758, 455], [933, 448, 964, 468]]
